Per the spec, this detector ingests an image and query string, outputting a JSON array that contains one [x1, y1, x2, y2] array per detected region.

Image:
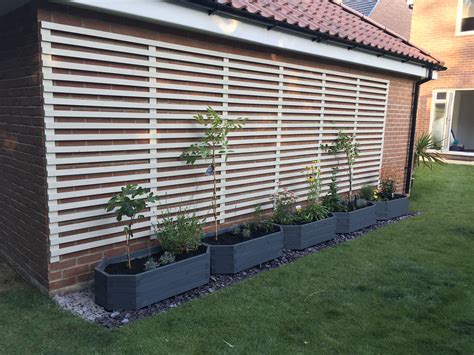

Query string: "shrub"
[[271, 183, 296, 225], [144, 258, 159, 271], [359, 185, 376, 201], [231, 225, 241, 236], [251, 205, 274, 233], [241, 227, 252, 238], [155, 210, 203, 255], [159, 251, 176, 266], [292, 203, 329, 224], [322, 168, 348, 212], [379, 179, 396, 201]]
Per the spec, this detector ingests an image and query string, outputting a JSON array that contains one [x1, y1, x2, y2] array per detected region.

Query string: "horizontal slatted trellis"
[[40, 21, 389, 262]]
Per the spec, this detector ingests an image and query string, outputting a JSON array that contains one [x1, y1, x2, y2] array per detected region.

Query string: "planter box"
[[333, 202, 376, 233], [203, 227, 283, 274], [279, 214, 336, 250], [375, 195, 409, 220], [95, 246, 210, 311]]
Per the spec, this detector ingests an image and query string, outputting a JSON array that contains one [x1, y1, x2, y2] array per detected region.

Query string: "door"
[[430, 91, 455, 150]]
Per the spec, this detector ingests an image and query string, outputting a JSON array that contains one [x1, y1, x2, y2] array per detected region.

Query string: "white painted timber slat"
[[41, 21, 388, 84], [41, 21, 389, 261]]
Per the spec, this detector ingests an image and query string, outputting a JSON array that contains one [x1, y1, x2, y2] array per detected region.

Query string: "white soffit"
[[58, 0, 432, 78]]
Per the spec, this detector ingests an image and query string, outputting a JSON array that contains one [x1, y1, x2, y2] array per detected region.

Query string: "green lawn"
[[1, 164, 473, 354]]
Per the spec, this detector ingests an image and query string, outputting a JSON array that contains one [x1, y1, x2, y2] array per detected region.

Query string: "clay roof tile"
[[216, 0, 442, 66]]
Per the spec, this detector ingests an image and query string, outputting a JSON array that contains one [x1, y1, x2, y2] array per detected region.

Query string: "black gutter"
[[185, 0, 446, 71], [404, 68, 433, 194]]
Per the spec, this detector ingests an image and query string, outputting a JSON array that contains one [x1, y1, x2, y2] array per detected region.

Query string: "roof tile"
[[343, 0, 378, 17], [216, 0, 442, 66]]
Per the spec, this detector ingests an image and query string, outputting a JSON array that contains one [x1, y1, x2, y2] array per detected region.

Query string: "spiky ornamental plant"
[[105, 184, 157, 270], [180, 107, 246, 240], [414, 133, 445, 171], [322, 131, 360, 203]]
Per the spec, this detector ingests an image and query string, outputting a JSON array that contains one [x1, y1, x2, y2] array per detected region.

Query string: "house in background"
[[411, 0, 474, 161], [343, 0, 413, 39], [0, 0, 443, 295]]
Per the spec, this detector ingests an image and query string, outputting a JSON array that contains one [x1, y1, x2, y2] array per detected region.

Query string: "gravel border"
[[54, 212, 420, 328]]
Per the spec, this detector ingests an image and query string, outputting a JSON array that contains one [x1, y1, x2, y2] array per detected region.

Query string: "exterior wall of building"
[[370, 0, 413, 39], [411, 0, 474, 136], [0, 3, 417, 294], [0, 3, 50, 292]]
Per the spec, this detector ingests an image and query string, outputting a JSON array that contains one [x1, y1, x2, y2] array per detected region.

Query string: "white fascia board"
[[58, 0, 432, 78]]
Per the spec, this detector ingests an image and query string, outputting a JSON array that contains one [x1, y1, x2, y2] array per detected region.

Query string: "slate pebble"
[[53, 212, 420, 328]]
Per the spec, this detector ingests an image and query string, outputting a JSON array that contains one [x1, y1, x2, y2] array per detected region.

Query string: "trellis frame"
[[40, 21, 389, 262]]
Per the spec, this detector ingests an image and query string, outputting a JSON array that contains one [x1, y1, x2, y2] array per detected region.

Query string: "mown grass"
[[0, 164, 473, 354]]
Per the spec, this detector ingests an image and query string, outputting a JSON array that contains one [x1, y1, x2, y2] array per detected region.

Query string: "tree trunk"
[[126, 221, 133, 270], [212, 146, 218, 240], [348, 164, 353, 203]]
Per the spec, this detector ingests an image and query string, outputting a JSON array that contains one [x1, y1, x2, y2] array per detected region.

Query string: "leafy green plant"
[[251, 205, 274, 234], [303, 161, 321, 205], [271, 183, 297, 225], [180, 107, 246, 240], [322, 168, 348, 212], [155, 209, 203, 255], [241, 227, 251, 239], [144, 258, 159, 271], [322, 131, 360, 202], [143, 251, 176, 271], [359, 185, 377, 201], [231, 225, 241, 236], [354, 197, 369, 209], [234, 206, 274, 238], [292, 203, 329, 224], [414, 133, 445, 170], [378, 179, 396, 201], [158, 251, 176, 266], [106, 184, 158, 270]]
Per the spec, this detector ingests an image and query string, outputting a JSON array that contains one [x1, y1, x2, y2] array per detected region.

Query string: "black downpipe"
[[404, 68, 433, 194]]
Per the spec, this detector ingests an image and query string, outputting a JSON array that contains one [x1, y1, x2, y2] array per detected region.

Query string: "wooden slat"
[[41, 21, 389, 261]]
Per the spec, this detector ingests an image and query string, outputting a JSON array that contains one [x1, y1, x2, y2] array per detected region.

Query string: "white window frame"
[[456, 0, 474, 36]]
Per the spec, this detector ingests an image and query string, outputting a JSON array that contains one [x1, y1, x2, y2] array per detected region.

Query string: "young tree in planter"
[[322, 167, 348, 212], [180, 107, 246, 239], [106, 184, 158, 270], [322, 131, 360, 203]]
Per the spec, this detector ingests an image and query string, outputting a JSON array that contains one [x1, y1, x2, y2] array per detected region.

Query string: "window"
[[460, 0, 474, 32]]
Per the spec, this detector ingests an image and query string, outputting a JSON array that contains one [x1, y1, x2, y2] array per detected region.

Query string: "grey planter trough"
[[203, 226, 283, 274], [95, 246, 210, 311], [375, 194, 409, 220], [279, 214, 337, 250], [333, 202, 376, 233]]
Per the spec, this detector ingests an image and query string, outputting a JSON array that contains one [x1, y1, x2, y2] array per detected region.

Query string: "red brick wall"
[[8, 3, 414, 294], [411, 0, 474, 135], [0, 3, 50, 292], [380, 78, 415, 183], [370, 0, 413, 39]]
